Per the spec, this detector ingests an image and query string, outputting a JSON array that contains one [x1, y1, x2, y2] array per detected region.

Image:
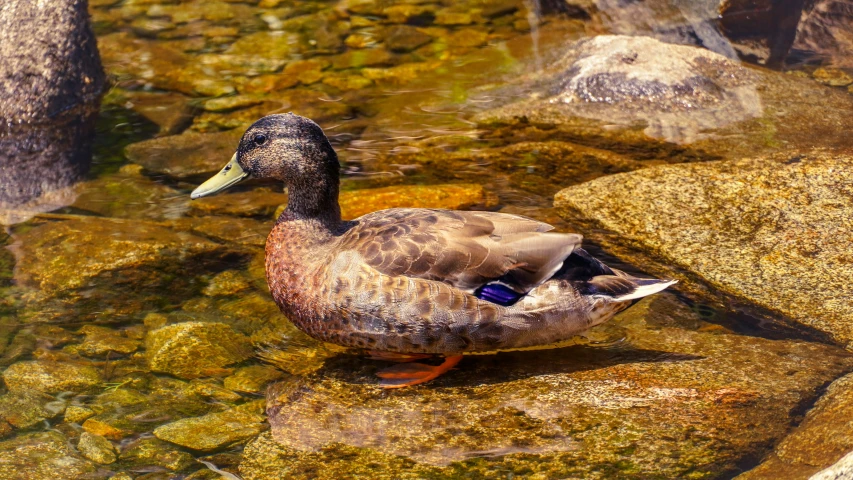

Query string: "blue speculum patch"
[[475, 283, 524, 306]]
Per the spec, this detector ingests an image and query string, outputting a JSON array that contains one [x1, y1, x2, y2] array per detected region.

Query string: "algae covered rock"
[[78, 431, 118, 465], [2, 360, 102, 395], [555, 150, 853, 348], [0, 431, 96, 480], [146, 322, 253, 378], [249, 295, 853, 479], [224, 365, 284, 394], [154, 400, 267, 451], [0, 391, 61, 432]]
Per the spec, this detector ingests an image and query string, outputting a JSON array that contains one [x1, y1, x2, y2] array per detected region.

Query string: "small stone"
[[0, 431, 96, 480], [154, 400, 267, 452], [2, 360, 102, 395], [322, 74, 373, 91], [64, 406, 96, 424], [78, 432, 118, 465], [812, 67, 853, 87], [146, 322, 253, 379], [224, 365, 284, 394], [144, 313, 168, 329], [331, 48, 393, 70], [0, 391, 58, 430], [201, 95, 266, 112], [109, 473, 134, 480], [203, 270, 251, 297], [121, 90, 195, 135], [384, 25, 432, 53], [344, 32, 377, 49], [76, 325, 142, 357], [237, 74, 299, 94], [382, 4, 435, 24], [119, 437, 195, 472], [435, 9, 474, 25], [283, 59, 329, 84], [448, 28, 489, 48], [82, 418, 129, 441]]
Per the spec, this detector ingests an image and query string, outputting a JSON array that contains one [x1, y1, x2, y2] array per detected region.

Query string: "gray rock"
[[0, 0, 104, 123], [247, 295, 853, 478], [474, 35, 853, 156], [554, 150, 853, 348]]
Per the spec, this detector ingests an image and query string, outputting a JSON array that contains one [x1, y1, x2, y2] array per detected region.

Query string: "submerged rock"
[[223, 365, 284, 394], [737, 372, 853, 479], [146, 322, 253, 379], [0, 431, 96, 480], [555, 150, 853, 348], [154, 400, 267, 451], [125, 128, 244, 178], [78, 431, 118, 465], [336, 183, 497, 220], [13, 218, 241, 319], [119, 437, 195, 472], [2, 360, 102, 395], [0, 391, 61, 433], [246, 295, 853, 479]]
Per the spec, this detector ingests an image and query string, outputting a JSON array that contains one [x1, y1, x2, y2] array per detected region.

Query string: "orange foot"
[[375, 355, 463, 389]]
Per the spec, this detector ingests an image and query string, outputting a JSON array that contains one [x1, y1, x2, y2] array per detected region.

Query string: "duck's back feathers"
[[337, 208, 582, 294]]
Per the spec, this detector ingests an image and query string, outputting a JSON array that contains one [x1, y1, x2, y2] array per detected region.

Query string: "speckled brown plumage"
[[233, 114, 674, 354]]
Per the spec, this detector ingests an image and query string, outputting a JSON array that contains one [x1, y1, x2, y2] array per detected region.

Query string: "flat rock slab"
[[246, 295, 853, 479], [555, 150, 853, 348]]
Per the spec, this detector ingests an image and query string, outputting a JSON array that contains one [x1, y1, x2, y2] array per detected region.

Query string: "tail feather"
[[609, 278, 677, 301]]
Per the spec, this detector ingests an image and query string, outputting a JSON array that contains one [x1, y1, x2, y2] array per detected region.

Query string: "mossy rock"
[[0, 431, 96, 480], [146, 322, 253, 379]]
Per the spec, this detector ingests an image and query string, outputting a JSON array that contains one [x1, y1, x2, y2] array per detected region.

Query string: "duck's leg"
[[375, 355, 463, 389]]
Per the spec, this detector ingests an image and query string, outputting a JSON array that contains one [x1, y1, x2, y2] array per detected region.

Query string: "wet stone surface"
[[249, 295, 853, 479], [555, 150, 853, 348]]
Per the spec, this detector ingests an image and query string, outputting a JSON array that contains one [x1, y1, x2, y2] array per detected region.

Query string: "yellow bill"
[[191, 153, 248, 199]]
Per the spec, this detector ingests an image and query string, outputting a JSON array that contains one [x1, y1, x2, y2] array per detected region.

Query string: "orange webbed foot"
[[375, 355, 463, 389]]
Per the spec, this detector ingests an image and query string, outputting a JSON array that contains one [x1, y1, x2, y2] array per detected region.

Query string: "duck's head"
[[191, 113, 339, 200]]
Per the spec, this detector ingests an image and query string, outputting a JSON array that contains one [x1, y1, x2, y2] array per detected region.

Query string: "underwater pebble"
[[154, 400, 267, 451], [78, 432, 118, 464], [2, 360, 102, 395], [146, 322, 253, 379]]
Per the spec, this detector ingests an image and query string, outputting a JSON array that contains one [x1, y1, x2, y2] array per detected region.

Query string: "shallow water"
[[1, 0, 852, 478]]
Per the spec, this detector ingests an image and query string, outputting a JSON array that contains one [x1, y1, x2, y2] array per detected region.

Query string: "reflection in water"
[[0, 112, 98, 225]]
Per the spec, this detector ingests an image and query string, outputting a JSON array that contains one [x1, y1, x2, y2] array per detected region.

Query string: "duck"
[[191, 113, 676, 388]]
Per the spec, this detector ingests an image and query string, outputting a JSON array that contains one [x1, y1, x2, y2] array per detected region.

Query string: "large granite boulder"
[[555, 150, 853, 348], [241, 295, 853, 479], [0, 0, 104, 123]]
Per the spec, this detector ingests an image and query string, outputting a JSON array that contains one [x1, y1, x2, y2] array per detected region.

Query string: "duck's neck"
[[281, 165, 342, 231]]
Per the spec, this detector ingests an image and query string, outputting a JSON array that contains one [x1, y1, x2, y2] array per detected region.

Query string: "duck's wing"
[[336, 208, 582, 294]]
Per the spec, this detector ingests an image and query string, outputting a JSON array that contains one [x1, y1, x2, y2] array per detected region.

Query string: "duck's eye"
[[253, 134, 267, 146]]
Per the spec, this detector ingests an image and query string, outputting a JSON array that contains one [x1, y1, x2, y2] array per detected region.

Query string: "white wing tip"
[[612, 279, 678, 302]]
